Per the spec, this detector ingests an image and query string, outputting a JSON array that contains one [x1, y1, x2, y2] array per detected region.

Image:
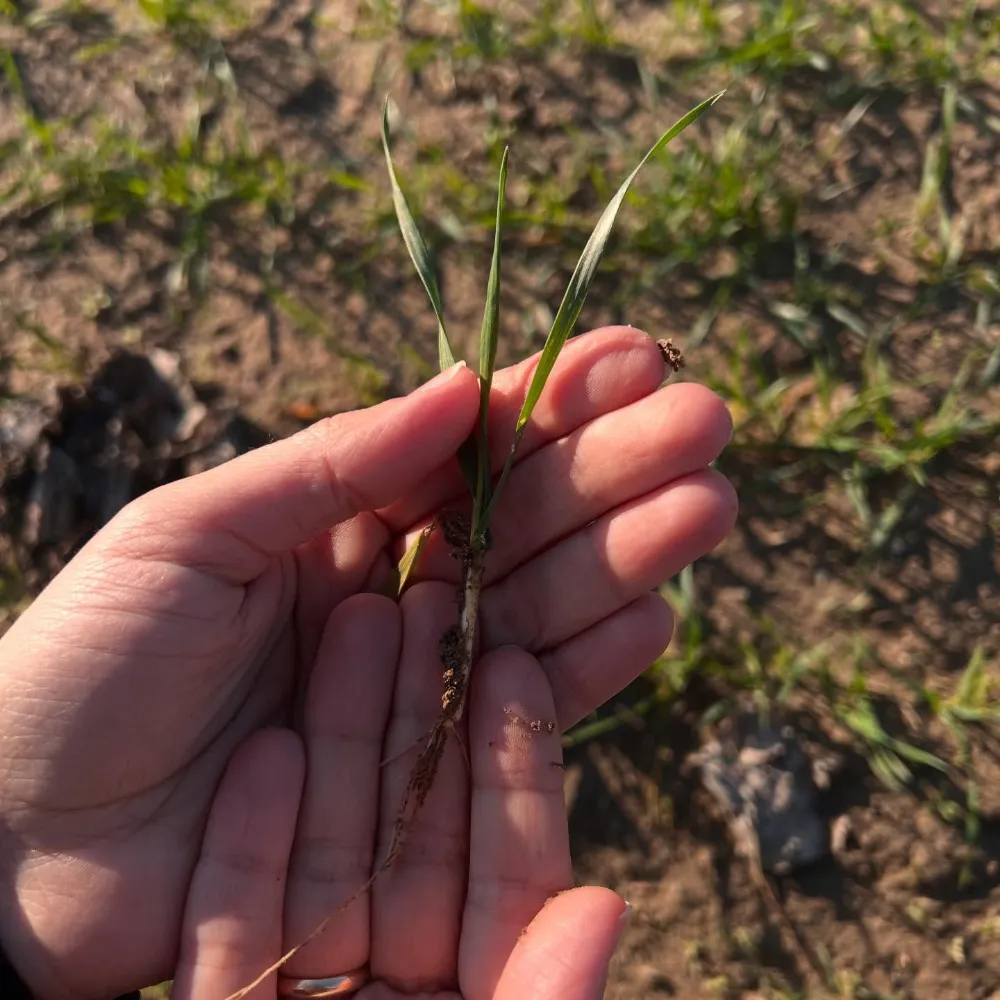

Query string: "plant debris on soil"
[[1, 348, 269, 595], [692, 706, 836, 877]]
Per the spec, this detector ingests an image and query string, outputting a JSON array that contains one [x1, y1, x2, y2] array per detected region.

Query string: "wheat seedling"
[[224, 89, 722, 1000]]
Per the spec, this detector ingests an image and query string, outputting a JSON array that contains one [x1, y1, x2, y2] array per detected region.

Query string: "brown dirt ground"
[[2, 3, 1000, 998]]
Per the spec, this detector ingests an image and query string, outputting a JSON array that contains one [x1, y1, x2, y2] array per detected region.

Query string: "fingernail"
[[417, 360, 468, 392], [594, 899, 632, 993], [614, 901, 632, 947]]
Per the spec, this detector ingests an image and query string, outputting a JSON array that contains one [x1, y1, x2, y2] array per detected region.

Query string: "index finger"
[[110, 362, 479, 583], [379, 326, 666, 534]]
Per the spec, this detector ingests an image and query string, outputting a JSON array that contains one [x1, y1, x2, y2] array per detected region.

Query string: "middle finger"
[[370, 581, 471, 993], [407, 379, 732, 585], [481, 469, 736, 655]]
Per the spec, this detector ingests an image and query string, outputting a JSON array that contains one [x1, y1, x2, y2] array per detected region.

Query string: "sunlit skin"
[[0, 327, 735, 999]]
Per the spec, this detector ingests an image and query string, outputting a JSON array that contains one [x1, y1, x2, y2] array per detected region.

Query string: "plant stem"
[[452, 545, 486, 724]]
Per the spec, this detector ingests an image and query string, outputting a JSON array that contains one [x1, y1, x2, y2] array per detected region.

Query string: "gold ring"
[[276, 969, 370, 997]]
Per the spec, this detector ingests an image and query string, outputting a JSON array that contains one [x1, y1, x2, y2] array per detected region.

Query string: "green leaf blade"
[[473, 146, 509, 533], [514, 91, 723, 437], [478, 147, 509, 386], [484, 92, 723, 519], [380, 97, 457, 371], [395, 522, 435, 597]]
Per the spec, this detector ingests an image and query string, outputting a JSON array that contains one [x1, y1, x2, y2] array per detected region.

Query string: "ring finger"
[[370, 581, 471, 993]]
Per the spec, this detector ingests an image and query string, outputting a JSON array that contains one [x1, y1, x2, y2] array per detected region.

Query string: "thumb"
[[494, 887, 629, 1000], [113, 361, 478, 579]]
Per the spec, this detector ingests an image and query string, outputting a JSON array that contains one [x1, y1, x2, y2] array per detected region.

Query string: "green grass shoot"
[[384, 91, 723, 574]]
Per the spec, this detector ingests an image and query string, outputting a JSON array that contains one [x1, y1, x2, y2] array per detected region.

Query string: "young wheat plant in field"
[[225, 90, 722, 1000]]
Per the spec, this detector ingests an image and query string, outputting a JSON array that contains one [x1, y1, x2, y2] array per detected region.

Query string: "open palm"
[[0, 327, 734, 999], [170, 622, 638, 1000]]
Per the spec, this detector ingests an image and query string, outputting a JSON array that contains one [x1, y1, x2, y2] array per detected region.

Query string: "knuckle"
[[98, 486, 172, 553], [303, 416, 372, 518]]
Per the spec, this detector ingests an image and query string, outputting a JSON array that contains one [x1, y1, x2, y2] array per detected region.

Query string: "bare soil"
[[2, 3, 1000, 997]]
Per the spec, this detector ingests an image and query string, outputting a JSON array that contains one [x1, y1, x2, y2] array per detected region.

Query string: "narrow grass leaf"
[[951, 705, 1000, 723], [842, 701, 886, 744], [870, 747, 909, 791], [380, 97, 457, 372], [888, 738, 949, 773], [486, 92, 723, 516], [562, 694, 658, 748], [966, 780, 981, 845], [514, 93, 722, 436], [382, 96, 477, 496], [395, 523, 435, 597], [979, 344, 1000, 388], [473, 147, 508, 533], [478, 148, 508, 389], [955, 646, 987, 708]]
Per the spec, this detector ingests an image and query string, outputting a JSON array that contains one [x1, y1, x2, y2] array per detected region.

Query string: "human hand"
[[0, 326, 735, 998], [169, 643, 632, 1000]]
